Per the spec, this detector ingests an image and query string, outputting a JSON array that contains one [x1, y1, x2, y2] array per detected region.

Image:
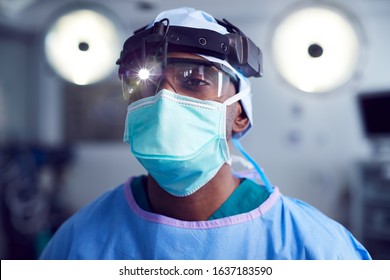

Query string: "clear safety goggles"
[[119, 57, 239, 103]]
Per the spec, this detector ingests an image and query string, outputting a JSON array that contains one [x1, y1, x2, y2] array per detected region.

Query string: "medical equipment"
[[116, 14, 262, 102], [116, 17, 263, 77]]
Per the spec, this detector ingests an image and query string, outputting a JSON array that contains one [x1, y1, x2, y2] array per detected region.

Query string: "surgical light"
[[271, 4, 363, 93], [44, 8, 122, 85]]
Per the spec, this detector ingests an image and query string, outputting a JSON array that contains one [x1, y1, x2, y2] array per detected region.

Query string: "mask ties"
[[232, 138, 274, 193]]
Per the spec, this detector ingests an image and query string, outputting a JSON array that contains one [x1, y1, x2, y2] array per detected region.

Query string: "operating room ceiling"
[[1, 0, 389, 92], [0, 0, 272, 34]]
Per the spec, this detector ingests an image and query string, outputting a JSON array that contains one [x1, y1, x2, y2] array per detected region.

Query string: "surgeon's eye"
[[182, 77, 209, 88], [179, 77, 214, 97], [179, 68, 214, 90]]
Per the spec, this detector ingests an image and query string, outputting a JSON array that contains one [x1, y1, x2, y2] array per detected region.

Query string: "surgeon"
[[40, 7, 371, 260]]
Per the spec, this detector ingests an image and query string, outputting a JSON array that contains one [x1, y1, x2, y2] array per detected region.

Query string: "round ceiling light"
[[44, 8, 122, 85], [271, 4, 363, 93]]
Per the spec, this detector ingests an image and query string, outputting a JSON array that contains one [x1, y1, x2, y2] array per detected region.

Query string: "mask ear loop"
[[232, 138, 274, 193]]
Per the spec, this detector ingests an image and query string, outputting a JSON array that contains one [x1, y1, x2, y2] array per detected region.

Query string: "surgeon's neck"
[[146, 164, 240, 221]]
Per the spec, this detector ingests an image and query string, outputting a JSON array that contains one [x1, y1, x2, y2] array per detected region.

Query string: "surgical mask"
[[124, 88, 249, 197]]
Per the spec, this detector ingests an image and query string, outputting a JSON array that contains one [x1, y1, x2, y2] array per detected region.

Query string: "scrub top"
[[131, 175, 270, 220], [40, 176, 371, 260]]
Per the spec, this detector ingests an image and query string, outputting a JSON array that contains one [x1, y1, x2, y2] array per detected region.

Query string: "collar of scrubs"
[[131, 175, 270, 220]]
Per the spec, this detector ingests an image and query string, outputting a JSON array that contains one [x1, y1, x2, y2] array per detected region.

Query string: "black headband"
[[117, 18, 263, 78]]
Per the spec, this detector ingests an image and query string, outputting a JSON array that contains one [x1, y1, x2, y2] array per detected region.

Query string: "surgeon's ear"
[[233, 103, 250, 134]]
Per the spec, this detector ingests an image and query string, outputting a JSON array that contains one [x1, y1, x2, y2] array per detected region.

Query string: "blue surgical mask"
[[124, 89, 249, 196]]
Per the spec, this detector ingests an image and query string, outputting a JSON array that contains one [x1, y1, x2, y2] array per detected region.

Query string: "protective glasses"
[[119, 57, 239, 103]]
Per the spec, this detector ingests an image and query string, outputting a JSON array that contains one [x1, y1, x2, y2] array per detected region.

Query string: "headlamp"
[[116, 18, 263, 79], [138, 68, 151, 80]]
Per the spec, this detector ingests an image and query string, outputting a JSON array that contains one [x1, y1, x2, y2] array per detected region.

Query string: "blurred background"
[[0, 0, 389, 259]]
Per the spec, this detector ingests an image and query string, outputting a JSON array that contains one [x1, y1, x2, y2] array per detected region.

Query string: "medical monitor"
[[357, 90, 390, 141]]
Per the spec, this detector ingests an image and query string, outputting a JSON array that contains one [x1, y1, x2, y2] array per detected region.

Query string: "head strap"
[[117, 18, 263, 78]]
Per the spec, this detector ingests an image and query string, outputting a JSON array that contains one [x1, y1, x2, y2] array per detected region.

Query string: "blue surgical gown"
[[40, 176, 371, 259]]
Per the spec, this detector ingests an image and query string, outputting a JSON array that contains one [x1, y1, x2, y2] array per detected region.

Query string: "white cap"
[[151, 7, 228, 34], [151, 7, 253, 137]]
